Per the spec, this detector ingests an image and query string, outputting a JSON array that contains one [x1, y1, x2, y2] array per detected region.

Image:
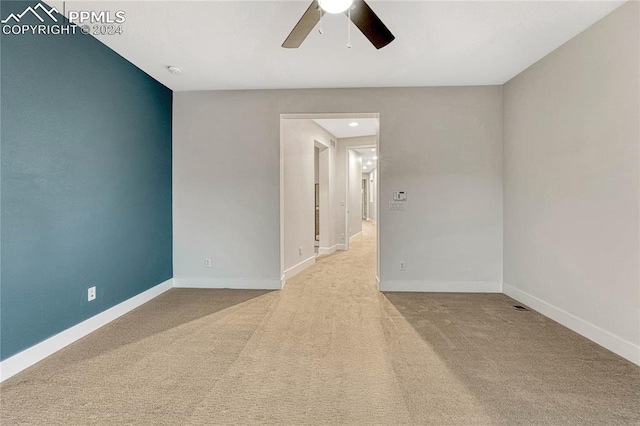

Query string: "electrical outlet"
[[88, 286, 96, 301], [205, 258, 212, 268], [299, 247, 303, 255], [399, 261, 406, 271]]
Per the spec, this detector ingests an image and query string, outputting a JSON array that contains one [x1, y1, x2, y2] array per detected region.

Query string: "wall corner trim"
[[503, 283, 640, 366], [379, 280, 502, 293], [0, 278, 174, 383], [318, 245, 338, 255], [349, 231, 363, 241], [283, 256, 316, 281]]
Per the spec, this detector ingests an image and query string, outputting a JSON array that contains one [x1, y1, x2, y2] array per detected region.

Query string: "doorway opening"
[[346, 145, 378, 242], [279, 113, 380, 288]]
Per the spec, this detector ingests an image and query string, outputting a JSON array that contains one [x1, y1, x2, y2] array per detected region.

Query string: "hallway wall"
[[362, 172, 371, 219], [280, 120, 337, 275], [348, 150, 363, 238], [318, 142, 337, 253], [173, 87, 503, 291], [369, 169, 378, 221]]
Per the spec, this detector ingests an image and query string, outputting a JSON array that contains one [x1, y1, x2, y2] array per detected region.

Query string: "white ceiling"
[[53, 1, 623, 91], [313, 118, 378, 138]]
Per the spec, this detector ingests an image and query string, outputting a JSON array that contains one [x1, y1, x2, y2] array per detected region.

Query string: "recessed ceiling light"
[[371, 148, 376, 152], [167, 66, 182, 75], [349, 122, 359, 127], [363, 165, 367, 169], [367, 161, 372, 165], [373, 156, 378, 160]]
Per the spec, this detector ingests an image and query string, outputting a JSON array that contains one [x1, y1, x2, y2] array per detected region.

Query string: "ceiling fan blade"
[[282, 0, 324, 48], [347, 0, 395, 49]]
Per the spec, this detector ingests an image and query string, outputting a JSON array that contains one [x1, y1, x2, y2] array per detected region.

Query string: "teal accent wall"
[[0, 1, 173, 360]]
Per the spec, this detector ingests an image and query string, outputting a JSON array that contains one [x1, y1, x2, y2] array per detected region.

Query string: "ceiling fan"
[[282, 0, 395, 50]]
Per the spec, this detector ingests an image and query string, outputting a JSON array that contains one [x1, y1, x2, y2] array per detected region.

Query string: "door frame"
[[279, 113, 380, 286]]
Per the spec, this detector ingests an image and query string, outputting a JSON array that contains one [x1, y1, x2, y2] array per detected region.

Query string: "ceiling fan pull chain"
[[347, 8, 352, 48], [318, 7, 324, 34]]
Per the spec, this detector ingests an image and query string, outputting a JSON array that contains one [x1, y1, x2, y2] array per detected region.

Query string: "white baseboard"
[[380, 280, 502, 293], [173, 277, 282, 290], [318, 245, 338, 255], [503, 283, 640, 366], [349, 231, 362, 240], [337, 244, 347, 251], [282, 256, 316, 281], [0, 278, 174, 383]]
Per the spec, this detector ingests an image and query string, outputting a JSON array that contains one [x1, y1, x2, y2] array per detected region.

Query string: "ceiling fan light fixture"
[[318, 0, 353, 14]]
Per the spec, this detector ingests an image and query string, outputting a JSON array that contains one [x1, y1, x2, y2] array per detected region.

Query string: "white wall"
[[173, 86, 503, 291], [348, 149, 363, 238], [503, 2, 639, 364], [281, 119, 337, 274]]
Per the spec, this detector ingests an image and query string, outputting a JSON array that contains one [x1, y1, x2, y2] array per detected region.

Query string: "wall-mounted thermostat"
[[393, 191, 407, 201]]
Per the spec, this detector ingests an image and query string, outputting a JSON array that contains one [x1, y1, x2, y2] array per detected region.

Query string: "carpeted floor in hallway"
[[1, 220, 639, 425]]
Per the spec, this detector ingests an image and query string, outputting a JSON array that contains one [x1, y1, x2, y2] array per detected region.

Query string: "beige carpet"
[[2, 220, 639, 425]]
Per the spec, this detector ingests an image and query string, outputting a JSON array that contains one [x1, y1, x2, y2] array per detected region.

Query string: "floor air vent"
[[514, 305, 530, 311]]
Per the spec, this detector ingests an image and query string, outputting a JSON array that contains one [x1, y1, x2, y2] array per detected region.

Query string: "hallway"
[[2, 220, 639, 425]]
